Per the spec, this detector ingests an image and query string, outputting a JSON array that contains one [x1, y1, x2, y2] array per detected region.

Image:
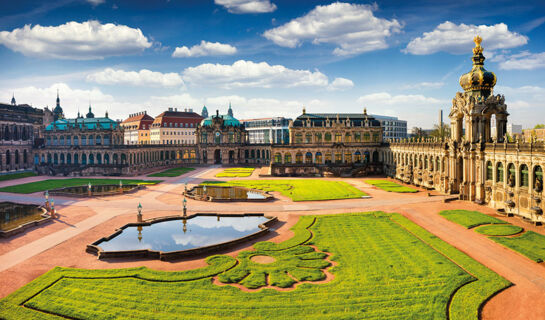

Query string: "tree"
[[411, 127, 427, 138], [534, 124, 545, 129], [429, 123, 451, 139]]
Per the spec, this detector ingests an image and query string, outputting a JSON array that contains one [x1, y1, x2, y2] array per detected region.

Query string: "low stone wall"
[[87, 213, 277, 261], [0, 206, 51, 238]]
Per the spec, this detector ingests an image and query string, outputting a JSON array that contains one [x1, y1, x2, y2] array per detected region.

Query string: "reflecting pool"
[[96, 215, 269, 253], [187, 185, 270, 201], [0, 202, 46, 232]]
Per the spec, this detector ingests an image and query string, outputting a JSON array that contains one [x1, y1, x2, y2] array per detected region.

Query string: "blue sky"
[[1, 0, 544, 128]]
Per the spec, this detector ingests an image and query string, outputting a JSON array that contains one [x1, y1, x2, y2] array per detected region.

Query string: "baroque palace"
[[1, 36, 542, 224]]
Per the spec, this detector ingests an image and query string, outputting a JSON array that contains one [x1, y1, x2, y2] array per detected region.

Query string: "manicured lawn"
[[475, 224, 523, 236], [148, 167, 194, 177], [439, 210, 507, 228], [490, 231, 545, 263], [202, 179, 367, 201], [364, 179, 418, 193], [0, 178, 161, 194], [215, 167, 255, 177], [0, 171, 37, 182], [1, 212, 509, 320]]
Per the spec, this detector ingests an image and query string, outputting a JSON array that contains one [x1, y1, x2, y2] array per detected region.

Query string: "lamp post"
[[88, 182, 92, 197], [50, 198, 56, 219], [137, 202, 143, 222], [119, 180, 123, 194], [183, 197, 187, 217], [184, 182, 188, 194], [44, 190, 50, 212]]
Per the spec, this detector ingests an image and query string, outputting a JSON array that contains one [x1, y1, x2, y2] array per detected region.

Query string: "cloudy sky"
[[1, 0, 544, 128]]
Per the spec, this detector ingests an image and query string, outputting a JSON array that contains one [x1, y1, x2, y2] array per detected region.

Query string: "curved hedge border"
[[475, 224, 523, 236], [253, 216, 315, 251]]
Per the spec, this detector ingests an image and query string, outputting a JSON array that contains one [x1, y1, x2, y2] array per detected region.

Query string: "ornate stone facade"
[[0, 99, 46, 172], [388, 37, 545, 225]]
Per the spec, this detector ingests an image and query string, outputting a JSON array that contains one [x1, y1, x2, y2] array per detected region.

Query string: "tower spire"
[[227, 101, 233, 117], [11, 92, 16, 106]]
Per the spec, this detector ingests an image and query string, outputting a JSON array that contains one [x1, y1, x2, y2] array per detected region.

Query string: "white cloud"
[[327, 77, 354, 91], [357, 92, 447, 128], [405, 22, 527, 55], [497, 51, 545, 70], [182, 60, 329, 89], [86, 68, 184, 87], [494, 85, 545, 127], [172, 40, 237, 58], [3, 83, 117, 117], [263, 2, 402, 56], [0, 20, 151, 60], [401, 82, 445, 90], [215, 0, 276, 14]]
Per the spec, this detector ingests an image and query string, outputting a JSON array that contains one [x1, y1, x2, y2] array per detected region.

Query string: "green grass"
[[364, 179, 418, 193], [0, 171, 37, 182], [0, 178, 161, 194], [490, 231, 545, 263], [1, 212, 509, 320], [202, 179, 367, 201], [475, 224, 523, 236], [215, 167, 255, 177], [148, 167, 195, 177], [439, 210, 507, 229]]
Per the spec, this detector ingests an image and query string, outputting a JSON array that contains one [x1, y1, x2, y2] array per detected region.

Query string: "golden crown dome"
[[459, 36, 496, 97]]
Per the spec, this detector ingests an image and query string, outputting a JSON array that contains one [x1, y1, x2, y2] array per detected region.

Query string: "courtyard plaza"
[[0, 167, 544, 319]]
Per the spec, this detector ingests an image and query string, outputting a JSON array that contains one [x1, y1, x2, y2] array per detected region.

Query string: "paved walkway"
[[1, 167, 545, 319]]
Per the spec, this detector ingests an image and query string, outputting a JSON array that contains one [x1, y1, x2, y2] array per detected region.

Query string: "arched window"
[[345, 132, 351, 143], [363, 132, 370, 141], [88, 135, 94, 145], [486, 161, 493, 181], [325, 132, 332, 142], [60, 136, 64, 145], [305, 152, 312, 164], [315, 133, 322, 143], [295, 152, 303, 164], [520, 164, 529, 187], [534, 166, 543, 191], [60, 153, 65, 164], [15, 150, 19, 164], [284, 153, 292, 164], [81, 135, 86, 145], [67, 154, 72, 164], [305, 133, 312, 143], [335, 153, 342, 164], [354, 151, 362, 163], [74, 136, 78, 145], [96, 135, 102, 145], [295, 133, 303, 144], [89, 154, 94, 164], [274, 153, 282, 163], [74, 153, 79, 164], [354, 132, 361, 142], [315, 152, 322, 164], [335, 133, 342, 142], [325, 153, 332, 164]]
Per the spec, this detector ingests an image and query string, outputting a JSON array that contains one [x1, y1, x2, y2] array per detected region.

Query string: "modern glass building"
[[241, 117, 291, 144], [370, 115, 407, 139]]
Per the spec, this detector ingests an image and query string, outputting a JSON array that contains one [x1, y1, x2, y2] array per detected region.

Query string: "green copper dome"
[[200, 114, 241, 127]]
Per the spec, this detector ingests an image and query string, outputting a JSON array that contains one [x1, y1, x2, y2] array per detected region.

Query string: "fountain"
[[48, 183, 143, 197], [0, 202, 50, 237], [185, 185, 273, 202]]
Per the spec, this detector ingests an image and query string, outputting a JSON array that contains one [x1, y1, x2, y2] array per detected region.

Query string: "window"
[[274, 153, 282, 163], [520, 164, 529, 187], [354, 132, 361, 142], [284, 153, 292, 164], [315, 133, 322, 143], [296, 152, 303, 164], [325, 132, 332, 142], [363, 132, 370, 141], [305, 133, 312, 143], [496, 163, 504, 182], [486, 161, 493, 181], [507, 163, 515, 186], [305, 152, 312, 164], [335, 133, 342, 142], [295, 133, 303, 144], [315, 152, 322, 164], [335, 153, 342, 164], [345, 132, 351, 143]]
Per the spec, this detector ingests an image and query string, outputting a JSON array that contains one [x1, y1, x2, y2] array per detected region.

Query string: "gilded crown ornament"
[[459, 35, 496, 98]]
